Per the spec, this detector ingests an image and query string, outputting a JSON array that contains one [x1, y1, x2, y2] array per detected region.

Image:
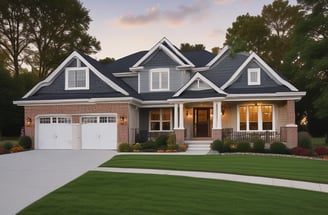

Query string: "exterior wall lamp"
[[25, 117, 32, 127], [119, 115, 127, 125]]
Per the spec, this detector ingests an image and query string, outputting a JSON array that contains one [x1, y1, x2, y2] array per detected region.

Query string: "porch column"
[[285, 100, 298, 148], [212, 101, 223, 141], [179, 103, 184, 129], [174, 103, 179, 129]]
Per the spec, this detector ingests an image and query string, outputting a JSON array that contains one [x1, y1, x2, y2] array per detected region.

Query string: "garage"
[[37, 116, 73, 149], [81, 115, 117, 149]]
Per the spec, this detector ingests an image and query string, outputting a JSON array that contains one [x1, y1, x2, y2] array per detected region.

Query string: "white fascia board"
[[129, 66, 144, 72], [206, 46, 230, 67], [167, 97, 225, 103], [161, 37, 195, 66], [221, 52, 299, 91], [225, 91, 306, 101], [192, 67, 210, 72], [113, 72, 138, 77], [173, 72, 227, 97]]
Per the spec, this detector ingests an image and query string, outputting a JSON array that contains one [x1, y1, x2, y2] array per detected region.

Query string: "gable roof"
[[221, 52, 298, 91], [23, 51, 130, 99], [130, 37, 195, 70], [173, 72, 227, 98]]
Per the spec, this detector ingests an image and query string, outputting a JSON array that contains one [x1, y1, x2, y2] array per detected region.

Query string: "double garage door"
[[37, 115, 117, 150]]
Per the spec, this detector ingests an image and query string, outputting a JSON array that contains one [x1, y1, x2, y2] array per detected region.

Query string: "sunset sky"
[[80, 0, 297, 60]]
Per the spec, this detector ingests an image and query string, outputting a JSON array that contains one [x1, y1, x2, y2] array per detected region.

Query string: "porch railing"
[[222, 128, 280, 143]]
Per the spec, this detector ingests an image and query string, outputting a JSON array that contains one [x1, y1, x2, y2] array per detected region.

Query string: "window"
[[150, 68, 169, 91], [238, 104, 273, 131], [39, 117, 71, 124], [150, 109, 172, 131], [65, 67, 89, 90], [248, 68, 260, 85]]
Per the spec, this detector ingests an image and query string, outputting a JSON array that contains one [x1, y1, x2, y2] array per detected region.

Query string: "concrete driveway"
[[0, 150, 116, 215]]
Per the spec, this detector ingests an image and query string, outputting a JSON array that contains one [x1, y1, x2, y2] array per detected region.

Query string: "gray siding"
[[143, 50, 178, 67], [121, 76, 138, 92]]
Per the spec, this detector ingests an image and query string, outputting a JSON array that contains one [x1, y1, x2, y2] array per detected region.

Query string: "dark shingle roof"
[[182, 50, 215, 67]]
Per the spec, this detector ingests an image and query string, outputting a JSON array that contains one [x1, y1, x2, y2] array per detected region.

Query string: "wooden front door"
[[194, 108, 210, 137]]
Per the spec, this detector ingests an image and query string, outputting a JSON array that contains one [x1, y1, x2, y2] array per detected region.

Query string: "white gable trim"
[[206, 46, 230, 67], [23, 51, 129, 98], [173, 72, 227, 97], [221, 52, 298, 91], [130, 37, 195, 69]]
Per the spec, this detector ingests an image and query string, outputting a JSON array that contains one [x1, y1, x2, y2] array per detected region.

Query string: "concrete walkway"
[[94, 167, 328, 193], [0, 150, 116, 215]]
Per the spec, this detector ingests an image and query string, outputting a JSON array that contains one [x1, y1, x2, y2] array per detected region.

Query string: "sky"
[[80, 0, 297, 60]]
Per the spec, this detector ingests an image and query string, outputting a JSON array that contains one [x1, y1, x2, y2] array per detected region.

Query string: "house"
[[14, 38, 306, 150]]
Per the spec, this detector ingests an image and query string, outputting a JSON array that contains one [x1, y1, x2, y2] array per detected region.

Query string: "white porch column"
[[179, 103, 184, 129], [213, 101, 218, 129], [217, 101, 222, 129], [174, 103, 179, 129]]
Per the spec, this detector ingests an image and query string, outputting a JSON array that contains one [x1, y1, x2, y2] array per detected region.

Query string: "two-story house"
[[14, 38, 305, 150]]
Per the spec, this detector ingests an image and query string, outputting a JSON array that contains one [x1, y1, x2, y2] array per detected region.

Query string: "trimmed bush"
[[141, 140, 157, 150], [133, 143, 142, 151], [253, 139, 265, 153], [291, 147, 311, 156], [237, 142, 251, 152], [18, 136, 32, 149], [167, 134, 177, 150], [155, 135, 168, 148], [211, 139, 224, 152], [270, 142, 287, 154], [298, 132, 312, 149], [118, 143, 132, 152], [314, 146, 328, 156], [3, 142, 13, 150]]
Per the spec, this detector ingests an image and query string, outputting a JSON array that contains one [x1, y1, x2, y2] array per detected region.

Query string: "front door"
[[194, 108, 210, 137]]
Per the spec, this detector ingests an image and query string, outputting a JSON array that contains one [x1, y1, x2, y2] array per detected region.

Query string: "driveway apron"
[[0, 150, 116, 215]]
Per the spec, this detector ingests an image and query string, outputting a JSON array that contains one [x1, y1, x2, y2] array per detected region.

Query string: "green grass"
[[102, 154, 328, 183], [18, 171, 328, 215], [312, 137, 326, 146]]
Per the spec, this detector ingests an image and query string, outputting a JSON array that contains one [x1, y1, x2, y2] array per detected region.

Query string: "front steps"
[[185, 140, 212, 154]]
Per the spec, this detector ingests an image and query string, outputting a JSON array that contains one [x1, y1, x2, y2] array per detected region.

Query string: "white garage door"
[[81, 115, 117, 149], [37, 116, 73, 149]]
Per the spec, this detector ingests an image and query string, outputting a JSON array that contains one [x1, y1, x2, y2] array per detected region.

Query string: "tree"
[[180, 43, 206, 52], [99, 57, 115, 64], [211, 47, 220, 55], [285, 0, 328, 136], [27, 0, 101, 78], [0, 0, 30, 77]]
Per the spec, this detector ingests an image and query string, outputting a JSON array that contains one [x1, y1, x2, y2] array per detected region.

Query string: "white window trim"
[[149, 109, 173, 132], [65, 67, 90, 90], [248, 68, 261, 85], [150, 68, 170, 91], [237, 104, 275, 131]]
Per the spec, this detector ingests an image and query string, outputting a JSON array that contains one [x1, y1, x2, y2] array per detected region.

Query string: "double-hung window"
[[65, 67, 89, 90], [149, 109, 172, 131], [248, 68, 261, 85], [150, 68, 169, 91], [238, 104, 273, 131]]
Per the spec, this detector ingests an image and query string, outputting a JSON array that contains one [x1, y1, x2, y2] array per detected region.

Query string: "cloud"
[[209, 28, 226, 38], [114, 0, 211, 27], [213, 0, 253, 5]]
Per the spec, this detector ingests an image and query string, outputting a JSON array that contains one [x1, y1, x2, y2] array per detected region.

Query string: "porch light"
[[119, 115, 127, 125], [221, 108, 225, 116], [25, 117, 32, 127]]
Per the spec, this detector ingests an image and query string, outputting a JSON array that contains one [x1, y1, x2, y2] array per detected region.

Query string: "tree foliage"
[[0, 0, 101, 78], [180, 43, 206, 52]]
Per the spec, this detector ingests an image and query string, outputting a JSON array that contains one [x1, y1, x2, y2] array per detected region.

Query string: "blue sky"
[[80, 0, 297, 60]]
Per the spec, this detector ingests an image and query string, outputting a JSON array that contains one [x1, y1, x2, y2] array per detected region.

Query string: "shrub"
[[167, 143, 178, 150], [314, 146, 328, 155], [133, 143, 142, 151], [0, 148, 9, 154], [18, 136, 32, 149], [118, 143, 132, 152], [237, 142, 251, 152], [141, 140, 157, 150], [167, 134, 177, 150], [155, 135, 168, 148], [291, 147, 311, 156], [11, 146, 25, 153], [3, 142, 13, 150], [211, 139, 224, 152], [253, 139, 265, 153], [270, 142, 287, 154], [178, 143, 188, 152], [298, 132, 312, 149]]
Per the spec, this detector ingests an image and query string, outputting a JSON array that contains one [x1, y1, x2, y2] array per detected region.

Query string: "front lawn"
[[102, 154, 328, 183], [18, 171, 328, 215]]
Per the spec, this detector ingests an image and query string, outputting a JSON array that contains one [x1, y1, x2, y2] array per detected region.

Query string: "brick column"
[[175, 129, 185, 144], [285, 100, 298, 148], [212, 129, 222, 141]]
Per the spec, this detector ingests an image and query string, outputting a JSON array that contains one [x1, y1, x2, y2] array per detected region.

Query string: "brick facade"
[[212, 129, 222, 141], [24, 103, 129, 149], [174, 129, 185, 144]]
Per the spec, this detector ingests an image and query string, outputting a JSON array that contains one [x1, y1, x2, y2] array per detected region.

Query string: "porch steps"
[[185, 140, 212, 154]]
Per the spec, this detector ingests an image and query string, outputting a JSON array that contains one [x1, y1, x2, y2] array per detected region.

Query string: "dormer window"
[[150, 68, 169, 91], [248, 68, 261, 85], [65, 67, 89, 90]]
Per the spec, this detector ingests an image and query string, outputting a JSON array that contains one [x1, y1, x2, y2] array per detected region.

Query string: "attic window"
[[65, 67, 89, 90], [248, 68, 261, 85], [150, 68, 169, 91]]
